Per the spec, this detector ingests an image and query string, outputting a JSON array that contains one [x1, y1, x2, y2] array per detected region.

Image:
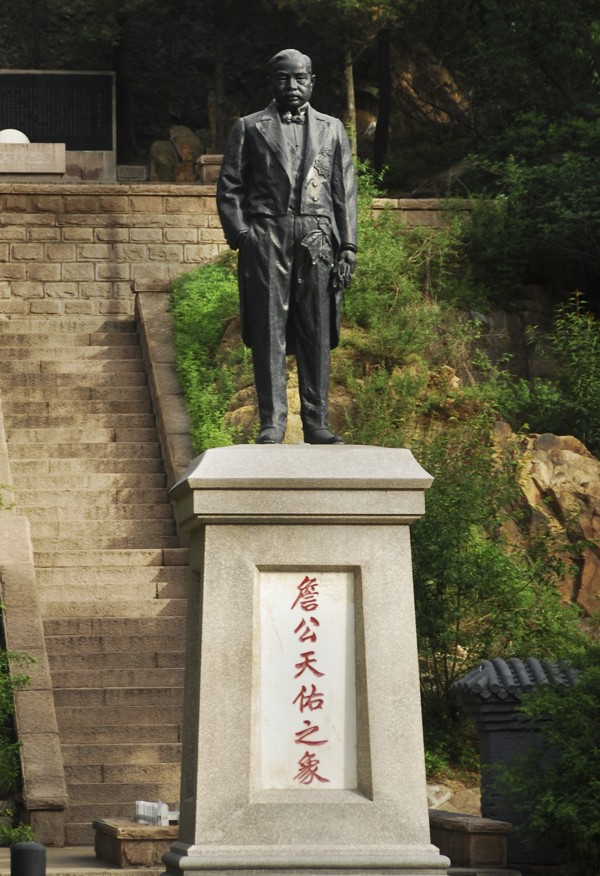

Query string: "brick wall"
[[0, 184, 229, 316], [0, 184, 468, 317]]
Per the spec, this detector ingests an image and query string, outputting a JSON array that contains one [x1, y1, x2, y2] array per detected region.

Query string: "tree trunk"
[[213, 24, 226, 153], [374, 25, 391, 172], [112, 14, 135, 163], [343, 39, 357, 157]]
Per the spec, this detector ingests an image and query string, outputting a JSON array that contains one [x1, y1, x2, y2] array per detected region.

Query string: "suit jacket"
[[217, 101, 357, 253]]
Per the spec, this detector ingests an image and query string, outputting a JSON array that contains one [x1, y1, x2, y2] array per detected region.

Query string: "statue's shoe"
[[256, 427, 285, 444], [304, 428, 344, 445]]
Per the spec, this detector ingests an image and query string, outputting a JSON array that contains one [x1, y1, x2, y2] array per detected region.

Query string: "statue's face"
[[270, 57, 314, 110]]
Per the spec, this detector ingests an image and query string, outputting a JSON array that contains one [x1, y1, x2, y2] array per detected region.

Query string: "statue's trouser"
[[239, 212, 333, 433]]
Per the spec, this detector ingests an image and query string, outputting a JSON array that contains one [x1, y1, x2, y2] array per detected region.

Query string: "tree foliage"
[[4, 0, 600, 297], [497, 649, 600, 876]]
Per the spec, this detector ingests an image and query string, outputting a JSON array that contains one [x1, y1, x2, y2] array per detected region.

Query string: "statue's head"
[[268, 49, 315, 110]]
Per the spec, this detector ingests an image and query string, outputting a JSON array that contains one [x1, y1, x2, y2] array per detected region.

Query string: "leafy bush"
[[497, 650, 600, 876], [468, 127, 600, 294], [495, 295, 600, 454], [541, 295, 600, 453], [410, 415, 586, 758], [170, 255, 253, 453], [0, 631, 35, 796], [0, 811, 36, 846]]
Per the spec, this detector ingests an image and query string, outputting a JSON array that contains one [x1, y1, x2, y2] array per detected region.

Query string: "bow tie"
[[281, 109, 306, 125]]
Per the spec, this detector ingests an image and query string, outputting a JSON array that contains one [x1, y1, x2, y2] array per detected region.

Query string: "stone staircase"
[[0, 314, 187, 845]]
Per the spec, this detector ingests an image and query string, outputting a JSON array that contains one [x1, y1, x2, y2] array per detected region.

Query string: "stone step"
[[63, 781, 182, 804], [6, 399, 153, 416], [62, 742, 181, 765], [56, 704, 183, 728], [44, 616, 185, 637], [20, 502, 170, 520], [9, 441, 161, 459], [2, 345, 142, 361], [7, 413, 155, 430], [2, 306, 189, 847], [3, 331, 139, 347], [52, 686, 184, 709], [7, 426, 159, 444], [0, 385, 152, 403], [15, 470, 165, 489], [13, 457, 164, 475], [33, 535, 181, 550], [6, 425, 156, 444], [34, 548, 188, 568], [59, 724, 180, 744], [17, 489, 170, 508], [0, 359, 145, 374], [0, 371, 149, 390], [24, 504, 175, 523], [45, 634, 186, 656], [0, 316, 135, 333], [51, 667, 185, 690], [30, 518, 176, 540], [48, 651, 184, 671], [37, 565, 188, 594], [41, 599, 187, 619], [40, 578, 187, 603], [65, 762, 180, 784], [38, 561, 186, 583]]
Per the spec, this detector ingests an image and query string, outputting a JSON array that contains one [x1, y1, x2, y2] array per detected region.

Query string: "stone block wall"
[[372, 197, 471, 227], [0, 185, 469, 318], [0, 184, 229, 317]]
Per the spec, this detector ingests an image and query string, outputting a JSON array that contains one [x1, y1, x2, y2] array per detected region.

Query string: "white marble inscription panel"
[[258, 570, 357, 790]]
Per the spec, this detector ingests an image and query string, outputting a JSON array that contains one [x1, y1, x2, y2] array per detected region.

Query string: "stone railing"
[[0, 393, 68, 845]]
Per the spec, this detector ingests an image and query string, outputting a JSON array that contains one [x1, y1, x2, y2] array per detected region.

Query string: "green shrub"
[[0, 633, 35, 796], [543, 295, 600, 454], [410, 415, 586, 758], [0, 811, 36, 846], [170, 255, 252, 453], [495, 295, 600, 454], [497, 650, 600, 876]]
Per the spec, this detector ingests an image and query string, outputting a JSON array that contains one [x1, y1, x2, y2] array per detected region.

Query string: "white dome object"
[[0, 129, 30, 143]]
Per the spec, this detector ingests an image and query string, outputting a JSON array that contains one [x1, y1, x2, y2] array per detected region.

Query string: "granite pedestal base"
[[164, 446, 449, 876]]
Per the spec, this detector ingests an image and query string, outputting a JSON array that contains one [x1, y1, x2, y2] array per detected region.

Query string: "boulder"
[[149, 139, 178, 182], [507, 428, 600, 615], [169, 125, 203, 183]]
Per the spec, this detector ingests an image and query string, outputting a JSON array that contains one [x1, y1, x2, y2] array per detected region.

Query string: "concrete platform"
[[0, 846, 162, 875]]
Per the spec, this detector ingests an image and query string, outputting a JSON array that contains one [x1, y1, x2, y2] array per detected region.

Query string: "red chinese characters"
[[291, 575, 330, 785]]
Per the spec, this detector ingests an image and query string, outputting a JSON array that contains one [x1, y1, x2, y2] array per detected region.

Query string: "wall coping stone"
[[0, 183, 215, 195]]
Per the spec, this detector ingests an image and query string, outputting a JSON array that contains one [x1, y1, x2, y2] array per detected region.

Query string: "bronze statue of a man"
[[217, 48, 358, 444]]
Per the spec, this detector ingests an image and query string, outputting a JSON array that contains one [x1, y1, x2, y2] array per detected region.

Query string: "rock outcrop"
[[503, 427, 600, 615], [149, 125, 206, 183]]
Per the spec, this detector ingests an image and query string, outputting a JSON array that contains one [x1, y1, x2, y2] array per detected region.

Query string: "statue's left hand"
[[334, 250, 356, 290]]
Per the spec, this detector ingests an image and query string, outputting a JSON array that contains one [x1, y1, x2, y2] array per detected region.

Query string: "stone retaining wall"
[[0, 185, 468, 317], [0, 184, 228, 316]]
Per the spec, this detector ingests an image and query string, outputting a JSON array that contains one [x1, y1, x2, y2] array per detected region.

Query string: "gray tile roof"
[[451, 657, 579, 702]]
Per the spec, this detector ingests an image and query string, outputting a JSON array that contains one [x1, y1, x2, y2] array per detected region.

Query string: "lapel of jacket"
[[304, 105, 330, 180], [255, 101, 293, 181]]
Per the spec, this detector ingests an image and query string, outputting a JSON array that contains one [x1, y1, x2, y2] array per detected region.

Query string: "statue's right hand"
[[234, 230, 249, 251]]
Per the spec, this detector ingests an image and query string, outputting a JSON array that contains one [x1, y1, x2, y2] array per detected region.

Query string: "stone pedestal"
[[0, 142, 65, 173], [165, 445, 449, 876], [93, 819, 178, 868], [429, 811, 511, 868]]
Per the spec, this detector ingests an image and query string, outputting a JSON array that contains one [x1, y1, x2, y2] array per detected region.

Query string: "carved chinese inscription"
[[257, 570, 357, 790]]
